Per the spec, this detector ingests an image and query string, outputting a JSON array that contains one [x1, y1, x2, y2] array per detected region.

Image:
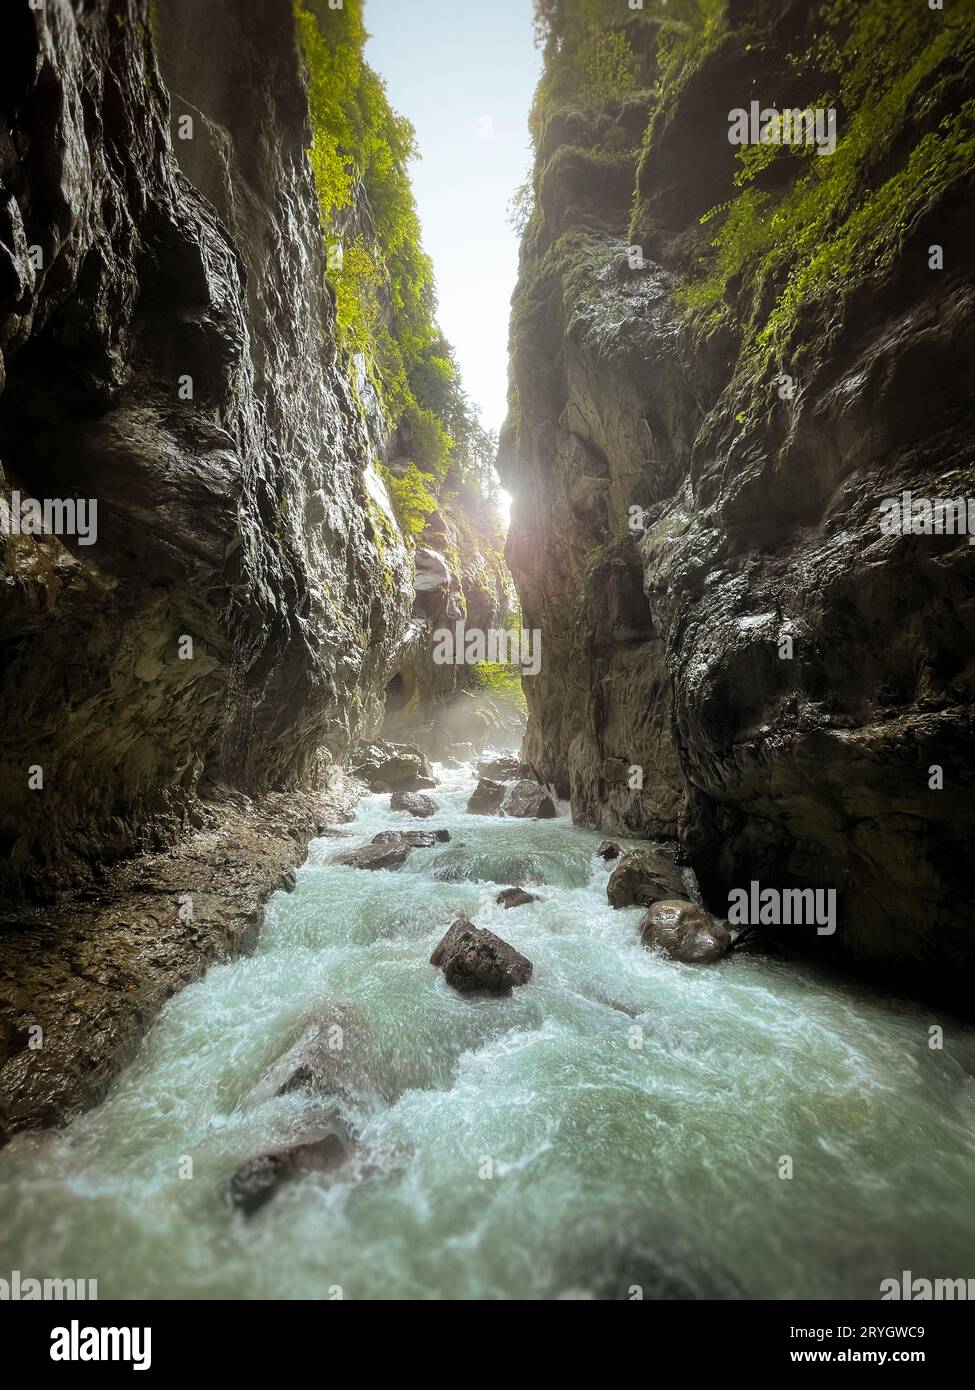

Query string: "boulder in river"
[[352, 742, 437, 792], [230, 1127, 351, 1216], [467, 778, 507, 815], [640, 900, 731, 964], [430, 917, 533, 993], [372, 829, 449, 848], [596, 840, 622, 861], [477, 755, 521, 781], [336, 840, 415, 870], [607, 848, 685, 909], [496, 887, 541, 909], [501, 780, 557, 819], [390, 791, 438, 818], [257, 1010, 356, 1100], [441, 741, 477, 768]]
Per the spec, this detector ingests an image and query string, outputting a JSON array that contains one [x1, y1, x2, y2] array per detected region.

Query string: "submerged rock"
[[390, 791, 438, 818], [607, 849, 685, 909], [230, 1127, 351, 1216], [502, 780, 558, 819], [477, 755, 521, 781], [430, 918, 533, 993], [640, 901, 731, 965], [596, 840, 622, 861], [496, 887, 541, 909], [467, 778, 507, 815], [260, 1012, 354, 1100], [250, 1004, 403, 1111]]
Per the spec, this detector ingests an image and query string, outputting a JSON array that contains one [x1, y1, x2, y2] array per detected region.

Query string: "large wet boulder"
[[607, 849, 685, 909], [430, 917, 533, 993], [496, 887, 541, 909], [640, 901, 731, 964], [372, 829, 449, 848], [352, 742, 437, 792], [390, 791, 438, 819], [502, 780, 557, 819], [477, 755, 521, 781], [230, 1127, 351, 1215], [336, 840, 414, 870], [467, 778, 507, 815]]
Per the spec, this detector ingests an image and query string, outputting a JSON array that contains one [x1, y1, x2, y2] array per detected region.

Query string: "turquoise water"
[[2, 762, 974, 1300]]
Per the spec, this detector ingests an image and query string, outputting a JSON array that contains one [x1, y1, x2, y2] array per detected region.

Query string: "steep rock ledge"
[[0, 0, 412, 901], [500, 0, 975, 985]]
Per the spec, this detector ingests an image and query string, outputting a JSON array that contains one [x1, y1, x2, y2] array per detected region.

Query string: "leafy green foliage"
[[384, 464, 438, 539], [294, 0, 500, 535], [472, 662, 528, 715], [577, 31, 640, 109]]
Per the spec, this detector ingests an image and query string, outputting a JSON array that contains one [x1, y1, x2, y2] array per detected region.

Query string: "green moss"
[[672, 0, 975, 377], [366, 495, 399, 594], [294, 0, 500, 527]]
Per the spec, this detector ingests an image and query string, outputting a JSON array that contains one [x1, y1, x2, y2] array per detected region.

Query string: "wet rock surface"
[[336, 841, 415, 871], [431, 918, 533, 993], [596, 841, 622, 861], [352, 743, 438, 792], [496, 888, 542, 909], [230, 1127, 351, 1216], [478, 756, 521, 781], [390, 791, 438, 818], [640, 901, 732, 965], [607, 849, 687, 910], [0, 774, 359, 1147], [498, 1, 975, 986], [372, 829, 449, 847], [467, 777, 557, 819], [467, 778, 507, 815], [501, 780, 558, 820], [0, 0, 413, 902]]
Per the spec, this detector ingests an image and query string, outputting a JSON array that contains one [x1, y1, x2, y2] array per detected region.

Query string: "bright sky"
[[365, 0, 542, 437]]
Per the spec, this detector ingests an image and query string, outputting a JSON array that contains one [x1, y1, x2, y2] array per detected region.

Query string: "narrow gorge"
[[0, 0, 973, 1310]]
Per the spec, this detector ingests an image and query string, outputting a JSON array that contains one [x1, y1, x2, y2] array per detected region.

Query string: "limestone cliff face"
[[500, 0, 975, 983], [0, 0, 414, 898]]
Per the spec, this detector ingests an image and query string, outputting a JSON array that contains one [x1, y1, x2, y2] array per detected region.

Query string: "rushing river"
[[2, 761, 974, 1300]]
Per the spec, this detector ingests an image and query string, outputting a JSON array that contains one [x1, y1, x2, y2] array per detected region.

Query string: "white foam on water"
[[2, 759, 974, 1299]]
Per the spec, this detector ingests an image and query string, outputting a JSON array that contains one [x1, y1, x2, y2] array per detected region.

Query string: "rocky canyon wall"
[[500, 0, 975, 985], [0, 0, 510, 903]]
